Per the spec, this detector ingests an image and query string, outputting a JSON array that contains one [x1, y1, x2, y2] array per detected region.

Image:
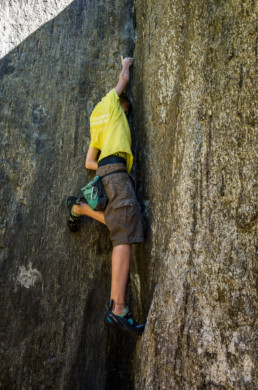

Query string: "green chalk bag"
[[81, 169, 125, 211], [81, 176, 108, 211]]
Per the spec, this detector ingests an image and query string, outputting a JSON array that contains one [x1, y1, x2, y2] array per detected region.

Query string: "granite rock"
[[133, 0, 257, 389], [0, 0, 257, 389], [0, 1, 136, 389]]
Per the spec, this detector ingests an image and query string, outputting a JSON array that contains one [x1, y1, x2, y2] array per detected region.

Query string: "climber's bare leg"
[[73, 203, 106, 225], [74, 204, 130, 314], [110, 244, 131, 315]]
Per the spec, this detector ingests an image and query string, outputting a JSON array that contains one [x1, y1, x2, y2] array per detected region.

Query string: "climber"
[[67, 56, 145, 335]]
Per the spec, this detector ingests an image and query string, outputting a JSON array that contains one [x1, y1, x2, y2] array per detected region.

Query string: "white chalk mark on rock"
[[16, 262, 42, 289]]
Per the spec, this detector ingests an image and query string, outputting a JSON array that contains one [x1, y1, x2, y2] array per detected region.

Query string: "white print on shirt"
[[91, 113, 110, 126]]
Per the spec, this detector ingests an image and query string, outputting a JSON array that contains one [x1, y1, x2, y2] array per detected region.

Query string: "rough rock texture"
[[0, 1, 137, 389], [0, 0, 74, 59], [133, 0, 257, 389], [0, 0, 257, 389]]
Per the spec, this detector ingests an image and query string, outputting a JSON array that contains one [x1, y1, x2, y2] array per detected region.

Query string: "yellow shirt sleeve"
[[103, 89, 119, 106], [89, 124, 100, 149]]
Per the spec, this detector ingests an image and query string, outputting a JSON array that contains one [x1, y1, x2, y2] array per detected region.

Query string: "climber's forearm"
[[115, 56, 133, 96], [119, 64, 130, 84]]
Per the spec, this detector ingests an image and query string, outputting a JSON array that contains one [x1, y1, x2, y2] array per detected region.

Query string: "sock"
[[112, 307, 128, 317], [112, 310, 125, 317]]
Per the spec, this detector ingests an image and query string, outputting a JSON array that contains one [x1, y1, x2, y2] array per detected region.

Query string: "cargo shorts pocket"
[[112, 198, 135, 209], [104, 174, 136, 209]]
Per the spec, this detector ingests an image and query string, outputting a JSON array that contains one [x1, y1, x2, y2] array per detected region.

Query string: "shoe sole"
[[104, 317, 145, 335], [67, 196, 81, 232], [67, 219, 80, 232]]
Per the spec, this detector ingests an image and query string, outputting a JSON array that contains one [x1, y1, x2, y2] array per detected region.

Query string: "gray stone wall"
[[0, 0, 257, 389], [133, 0, 257, 388], [0, 1, 136, 389]]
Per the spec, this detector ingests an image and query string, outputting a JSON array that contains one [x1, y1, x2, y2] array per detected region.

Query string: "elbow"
[[85, 160, 96, 170]]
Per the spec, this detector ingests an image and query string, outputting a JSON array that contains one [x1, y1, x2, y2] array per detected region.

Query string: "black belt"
[[98, 155, 126, 167]]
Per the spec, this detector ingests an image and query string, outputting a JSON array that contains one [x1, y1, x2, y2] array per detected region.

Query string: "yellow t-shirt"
[[89, 89, 133, 173]]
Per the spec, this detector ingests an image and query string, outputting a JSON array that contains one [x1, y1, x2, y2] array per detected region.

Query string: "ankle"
[[112, 301, 125, 315]]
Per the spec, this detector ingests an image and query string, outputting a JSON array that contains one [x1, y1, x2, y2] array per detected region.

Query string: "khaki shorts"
[[96, 163, 145, 247]]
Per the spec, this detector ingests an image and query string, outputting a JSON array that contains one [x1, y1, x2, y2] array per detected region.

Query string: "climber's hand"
[[120, 56, 134, 68]]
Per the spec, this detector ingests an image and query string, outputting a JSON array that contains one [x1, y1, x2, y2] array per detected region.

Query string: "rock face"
[[133, 1, 257, 388], [0, 0, 257, 389], [0, 1, 136, 389]]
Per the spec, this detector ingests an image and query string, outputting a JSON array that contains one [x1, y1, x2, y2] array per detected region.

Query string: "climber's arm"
[[85, 147, 99, 170], [115, 56, 134, 96]]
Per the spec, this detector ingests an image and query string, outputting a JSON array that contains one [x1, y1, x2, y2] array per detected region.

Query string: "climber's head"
[[119, 93, 131, 116]]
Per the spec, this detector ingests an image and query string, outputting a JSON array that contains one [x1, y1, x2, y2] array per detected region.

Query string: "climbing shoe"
[[67, 196, 80, 232], [103, 300, 145, 335]]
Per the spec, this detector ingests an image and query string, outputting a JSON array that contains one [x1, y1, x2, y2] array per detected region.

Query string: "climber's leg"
[[67, 197, 105, 232], [73, 202, 106, 225], [110, 244, 131, 314], [103, 243, 145, 335]]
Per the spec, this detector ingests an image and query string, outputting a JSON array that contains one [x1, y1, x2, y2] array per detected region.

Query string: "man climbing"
[[67, 56, 145, 335]]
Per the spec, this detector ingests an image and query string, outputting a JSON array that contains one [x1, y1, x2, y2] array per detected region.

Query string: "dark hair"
[[119, 93, 132, 113]]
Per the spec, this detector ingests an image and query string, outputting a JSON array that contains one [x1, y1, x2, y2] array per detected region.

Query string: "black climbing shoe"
[[67, 196, 80, 232], [104, 300, 145, 335]]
